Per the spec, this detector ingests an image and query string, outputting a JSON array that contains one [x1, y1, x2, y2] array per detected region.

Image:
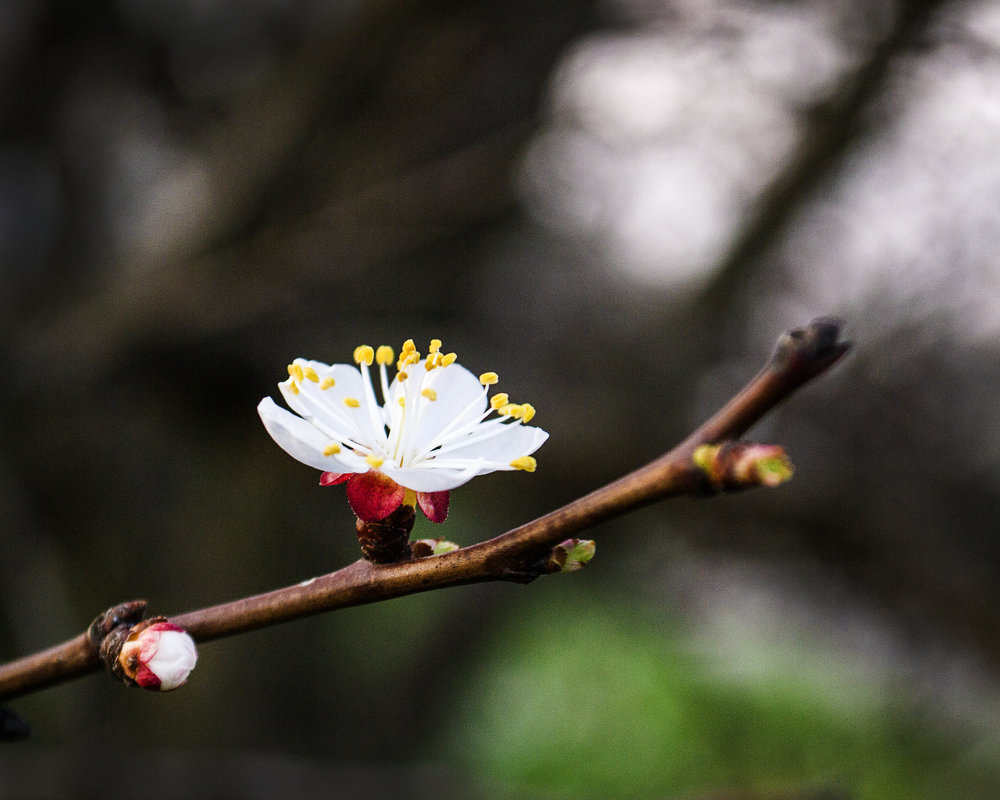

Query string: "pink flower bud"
[[118, 621, 198, 692]]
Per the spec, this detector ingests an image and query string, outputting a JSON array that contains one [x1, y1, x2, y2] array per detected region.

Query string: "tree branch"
[[0, 318, 849, 704]]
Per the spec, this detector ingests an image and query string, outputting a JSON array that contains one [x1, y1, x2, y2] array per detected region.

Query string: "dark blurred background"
[[3, 0, 1000, 797]]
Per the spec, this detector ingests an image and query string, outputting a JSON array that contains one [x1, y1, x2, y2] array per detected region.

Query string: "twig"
[[0, 318, 849, 703]]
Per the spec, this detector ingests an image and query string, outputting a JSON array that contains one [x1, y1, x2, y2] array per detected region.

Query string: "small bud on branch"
[[117, 621, 198, 692], [546, 539, 597, 573], [412, 538, 461, 558], [693, 442, 794, 491], [88, 601, 197, 692]]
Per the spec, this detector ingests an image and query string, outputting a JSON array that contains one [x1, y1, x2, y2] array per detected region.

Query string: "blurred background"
[[2, 0, 1000, 797]]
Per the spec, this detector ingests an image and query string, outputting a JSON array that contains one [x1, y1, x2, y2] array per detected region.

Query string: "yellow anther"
[[510, 456, 537, 472], [398, 339, 417, 367], [421, 388, 437, 401], [365, 454, 384, 468], [287, 363, 304, 382], [288, 381, 300, 395], [320, 377, 336, 390], [353, 345, 374, 366], [490, 393, 509, 410], [428, 338, 442, 353], [376, 345, 394, 366], [398, 371, 409, 381], [425, 352, 440, 370], [323, 444, 341, 456], [441, 352, 457, 366], [479, 372, 499, 386], [519, 403, 536, 423], [344, 397, 361, 408], [303, 366, 319, 383], [398, 396, 406, 407], [498, 403, 518, 416], [403, 488, 417, 507]]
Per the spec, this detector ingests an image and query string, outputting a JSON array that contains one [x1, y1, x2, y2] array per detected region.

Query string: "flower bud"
[[693, 442, 793, 491], [411, 537, 460, 558], [546, 538, 596, 573], [118, 620, 198, 692]]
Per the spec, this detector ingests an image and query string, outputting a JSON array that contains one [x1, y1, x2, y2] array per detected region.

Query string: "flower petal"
[[399, 361, 488, 453], [380, 462, 484, 492], [134, 664, 161, 690], [431, 423, 549, 468], [416, 490, 449, 523], [258, 398, 359, 473], [345, 471, 406, 522], [282, 362, 382, 448], [320, 472, 351, 485]]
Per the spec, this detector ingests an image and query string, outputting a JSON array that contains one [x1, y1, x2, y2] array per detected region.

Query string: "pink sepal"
[[416, 490, 449, 523], [134, 622, 184, 689], [345, 471, 406, 522], [134, 664, 161, 689], [320, 472, 351, 486]]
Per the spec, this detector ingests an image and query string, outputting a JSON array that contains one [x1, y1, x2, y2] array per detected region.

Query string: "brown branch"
[[0, 318, 849, 703]]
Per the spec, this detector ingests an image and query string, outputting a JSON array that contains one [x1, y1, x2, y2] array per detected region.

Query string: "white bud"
[[118, 621, 198, 691]]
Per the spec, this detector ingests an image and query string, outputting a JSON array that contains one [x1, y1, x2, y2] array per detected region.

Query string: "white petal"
[[399, 362, 488, 453], [257, 398, 359, 473], [381, 462, 484, 492], [147, 630, 198, 691], [430, 423, 549, 467], [283, 363, 382, 448]]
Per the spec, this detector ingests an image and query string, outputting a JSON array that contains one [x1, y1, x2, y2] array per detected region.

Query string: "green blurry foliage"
[[439, 590, 999, 800]]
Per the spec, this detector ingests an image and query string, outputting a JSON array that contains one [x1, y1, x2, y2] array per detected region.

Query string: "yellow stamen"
[[323, 444, 341, 456], [353, 345, 374, 366], [428, 338, 442, 353], [490, 393, 509, 410], [376, 345, 394, 366], [441, 352, 457, 366], [479, 372, 498, 386], [425, 352, 440, 370], [288, 381, 300, 395], [403, 488, 416, 507], [421, 388, 437, 401], [519, 403, 536, 423], [498, 403, 519, 416], [287, 363, 304, 382], [366, 454, 384, 468], [398, 371, 409, 381], [344, 397, 361, 408], [398, 397, 406, 407], [510, 456, 537, 472], [303, 366, 319, 383], [320, 377, 335, 390], [398, 340, 416, 366]]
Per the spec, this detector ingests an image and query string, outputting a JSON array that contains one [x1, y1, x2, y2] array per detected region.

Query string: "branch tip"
[[771, 316, 851, 373]]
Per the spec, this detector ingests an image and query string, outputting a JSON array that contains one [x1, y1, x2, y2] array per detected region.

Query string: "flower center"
[[340, 337, 535, 470]]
